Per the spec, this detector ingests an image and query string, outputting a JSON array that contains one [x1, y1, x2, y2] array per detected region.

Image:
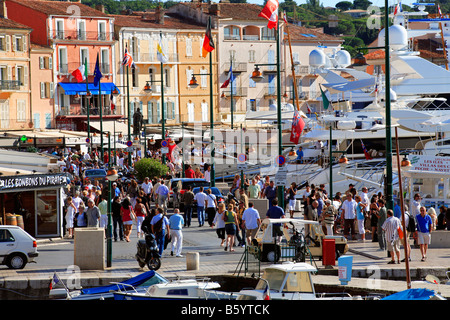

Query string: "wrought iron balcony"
[[0, 80, 21, 90]]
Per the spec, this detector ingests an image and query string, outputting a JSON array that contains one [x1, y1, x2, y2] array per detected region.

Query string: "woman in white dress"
[[65, 196, 77, 238]]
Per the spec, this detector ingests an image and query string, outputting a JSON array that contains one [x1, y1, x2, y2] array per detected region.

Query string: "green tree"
[[134, 158, 169, 182], [336, 1, 353, 11], [352, 0, 372, 10]]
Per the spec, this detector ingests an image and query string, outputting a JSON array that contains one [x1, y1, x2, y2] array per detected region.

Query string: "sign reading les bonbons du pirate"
[[0, 173, 68, 191]]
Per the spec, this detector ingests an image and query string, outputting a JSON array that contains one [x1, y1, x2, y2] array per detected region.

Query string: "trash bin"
[[337, 255, 353, 285], [322, 238, 335, 266]]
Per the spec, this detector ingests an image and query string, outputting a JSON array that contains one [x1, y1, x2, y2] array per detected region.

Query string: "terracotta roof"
[[180, 2, 265, 21], [286, 24, 342, 41], [112, 12, 205, 30], [364, 49, 385, 60], [8, 0, 109, 17], [0, 17, 31, 30]]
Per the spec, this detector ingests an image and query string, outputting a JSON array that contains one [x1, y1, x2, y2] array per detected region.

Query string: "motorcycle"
[[135, 233, 161, 271]]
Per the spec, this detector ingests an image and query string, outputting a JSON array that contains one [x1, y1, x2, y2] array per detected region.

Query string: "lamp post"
[[105, 167, 119, 268], [188, 70, 215, 187], [250, 35, 283, 209]]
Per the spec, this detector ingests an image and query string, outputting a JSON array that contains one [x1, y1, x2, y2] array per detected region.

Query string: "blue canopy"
[[381, 288, 441, 300], [59, 82, 120, 95], [80, 271, 155, 295]]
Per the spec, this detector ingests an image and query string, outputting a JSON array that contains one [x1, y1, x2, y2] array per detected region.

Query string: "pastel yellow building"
[[0, 16, 32, 131]]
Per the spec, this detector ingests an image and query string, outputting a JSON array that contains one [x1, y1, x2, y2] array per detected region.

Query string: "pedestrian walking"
[[181, 185, 195, 227], [169, 209, 184, 257], [287, 182, 297, 218], [355, 195, 367, 241], [321, 199, 336, 236], [242, 202, 261, 244], [112, 196, 124, 241], [155, 182, 169, 214], [194, 186, 208, 227], [223, 204, 240, 252], [86, 198, 101, 228], [121, 197, 135, 242], [212, 203, 226, 247], [151, 208, 170, 256], [416, 206, 433, 261], [382, 209, 402, 264], [134, 197, 147, 238], [341, 193, 357, 241], [65, 196, 76, 238], [377, 198, 387, 251], [205, 188, 218, 227]]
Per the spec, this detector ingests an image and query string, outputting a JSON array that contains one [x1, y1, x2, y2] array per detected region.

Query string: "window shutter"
[[171, 101, 175, 121], [5, 35, 10, 52], [22, 36, 27, 52], [48, 56, 53, 69], [49, 82, 54, 98], [39, 57, 44, 69], [23, 66, 28, 87], [12, 35, 16, 51], [45, 113, 52, 128], [157, 101, 161, 122], [40, 82, 45, 98], [147, 101, 153, 124]]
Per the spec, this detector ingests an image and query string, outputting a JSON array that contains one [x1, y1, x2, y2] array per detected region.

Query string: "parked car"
[[168, 178, 210, 207], [0, 225, 38, 269]]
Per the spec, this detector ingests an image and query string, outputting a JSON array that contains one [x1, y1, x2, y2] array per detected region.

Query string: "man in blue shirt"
[[169, 209, 184, 257], [416, 206, 433, 262], [266, 199, 285, 239], [264, 181, 277, 208], [296, 146, 304, 164]]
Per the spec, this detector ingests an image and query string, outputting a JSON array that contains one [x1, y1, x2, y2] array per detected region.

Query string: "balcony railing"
[[222, 62, 247, 73], [0, 80, 21, 90], [136, 53, 178, 63], [59, 105, 116, 116], [263, 87, 277, 97], [224, 35, 241, 41], [242, 35, 259, 41], [58, 63, 111, 75], [222, 87, 247, 97], [52, 30, 114, 42]]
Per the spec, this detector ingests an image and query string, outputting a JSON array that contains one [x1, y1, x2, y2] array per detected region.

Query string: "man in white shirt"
[[242, 202, 261, 244], [410, 193, 421, 217], [194, 186, 208, 227], [156, 182, 169, 213], [205, 188, 217, 226], [204, 165, 211, 183], [141, 177, 153, 202], [361, 187, 370, 232], [341, 193, 357, 240]]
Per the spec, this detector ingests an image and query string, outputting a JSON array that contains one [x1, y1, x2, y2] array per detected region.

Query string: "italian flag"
[[71, 64, 86, 82]]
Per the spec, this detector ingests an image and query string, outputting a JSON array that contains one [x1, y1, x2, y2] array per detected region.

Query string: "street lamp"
[[250, 65, 264, 83], [105, 167, 119, 268], [188, 71, 215, 187]]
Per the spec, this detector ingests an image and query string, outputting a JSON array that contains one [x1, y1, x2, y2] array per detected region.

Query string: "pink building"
[[6, 0, 120, 131]]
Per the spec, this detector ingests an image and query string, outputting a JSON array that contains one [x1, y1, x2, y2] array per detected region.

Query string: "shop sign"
[[0, 173, 68, 191], [408, 155, 450, 174]]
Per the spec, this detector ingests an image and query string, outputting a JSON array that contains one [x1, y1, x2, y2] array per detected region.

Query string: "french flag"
[[220, 64, 234, 88]]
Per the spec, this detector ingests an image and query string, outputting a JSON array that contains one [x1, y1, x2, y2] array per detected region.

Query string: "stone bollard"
[[74, 227, 105, 270], [186, 252, 200, 271]]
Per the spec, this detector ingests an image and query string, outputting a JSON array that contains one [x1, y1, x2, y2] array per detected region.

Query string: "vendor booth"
[[402, 155, 450, 209], [0, 173, 68, 238]]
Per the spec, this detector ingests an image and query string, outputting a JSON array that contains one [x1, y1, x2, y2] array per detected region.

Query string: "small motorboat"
[[381, 288, 446, 300], [237, 262, 368, 300], [113, 278, 239, 300], [49, 270, 168, 300]]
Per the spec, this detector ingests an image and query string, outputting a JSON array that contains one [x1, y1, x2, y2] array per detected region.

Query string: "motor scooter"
[[135, 233, 161, 271]]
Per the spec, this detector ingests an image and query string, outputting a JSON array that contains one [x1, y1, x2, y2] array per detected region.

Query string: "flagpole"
[[160, 31, 166, 165], [230, 57, 234, 130], [85, 58, 91, 153], [276, 14, 283, 209], [127, 64, 131, 166], [98, 54, 104, 162], [284, 13, 300, 113], [209, 19, 215, 188]]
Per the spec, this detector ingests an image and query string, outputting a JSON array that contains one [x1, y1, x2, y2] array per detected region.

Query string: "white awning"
[[86, 121, 130, 135], [321, 77, 376, 93]]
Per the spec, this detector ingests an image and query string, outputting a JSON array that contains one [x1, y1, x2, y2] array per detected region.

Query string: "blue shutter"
[[45, 113, 51, 129], [157, 101, 161, 122], [171, 101, 175, 121], [147, 101, 153, 124]]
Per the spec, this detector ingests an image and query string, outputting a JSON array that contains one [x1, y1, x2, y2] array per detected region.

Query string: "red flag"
[[202, 18, 215, 58], [290, 109, 305, 144], [360, 139, 372, 160], [258, 0, 279, 29]]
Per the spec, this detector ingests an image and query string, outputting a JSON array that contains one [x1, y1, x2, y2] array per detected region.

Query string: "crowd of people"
[[44, 145, 450, 264]]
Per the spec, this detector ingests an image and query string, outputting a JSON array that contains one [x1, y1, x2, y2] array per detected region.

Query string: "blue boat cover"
[[381, 288, 438, 300], [80, 271, 155, 295], [59, 82, 120, 95]]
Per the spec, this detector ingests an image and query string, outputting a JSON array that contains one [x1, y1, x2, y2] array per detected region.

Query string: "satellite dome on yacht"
[[378, 25, 408, 51], [334, 50, 351, 68], [309, 48, 327, 68]]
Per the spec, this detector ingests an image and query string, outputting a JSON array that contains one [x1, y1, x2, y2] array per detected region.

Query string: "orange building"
[[5, 0, 120, 131]]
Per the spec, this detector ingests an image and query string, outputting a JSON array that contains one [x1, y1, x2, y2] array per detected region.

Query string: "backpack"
[[406, 212, 416, 233]]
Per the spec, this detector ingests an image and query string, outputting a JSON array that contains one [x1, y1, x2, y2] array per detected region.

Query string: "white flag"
[[157, 36, 168, 63]]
